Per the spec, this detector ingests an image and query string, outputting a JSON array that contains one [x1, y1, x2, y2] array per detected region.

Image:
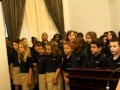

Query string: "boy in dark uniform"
[[107, 37, 120, 68], [89, 38, 107, 68], [30, 37, 38, 63], [72, 37, 88, 68], [30, 39, 39, 87], [36, 42, 47, 90]]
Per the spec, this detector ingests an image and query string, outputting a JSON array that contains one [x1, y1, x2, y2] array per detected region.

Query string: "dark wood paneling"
[[67, 68, 120, 90]]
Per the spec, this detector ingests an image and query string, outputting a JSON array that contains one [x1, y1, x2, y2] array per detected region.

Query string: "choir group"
[[6, 30, 120, 90]]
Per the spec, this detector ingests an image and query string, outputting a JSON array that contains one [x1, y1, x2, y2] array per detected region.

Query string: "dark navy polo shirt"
[[62, 55, 72, 71], [19, 57, 33, 73], [89, 53, 107, 68], [37, 55, 46, 74], [107, 55, 120, 68], [11, 50, 19, 67], [45, 55, 62, 72], [72, 51, 88, 68]]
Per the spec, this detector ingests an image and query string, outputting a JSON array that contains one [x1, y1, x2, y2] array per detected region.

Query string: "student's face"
[[107, 32, 112, 40], [63, 44, 73, 56], [13, 42, 19, 51], [19, 44, 25, 54], [54, 35, 60, 42], [42, 33, 48, 41], [45, 45, 52, 55], [86, 34, 92, 44], [34, 45, 39, 52], [38, 46, 46, 55], [90, 44, 101, 55], [110, 42, 120, 55], [68, 32, 76, 42]]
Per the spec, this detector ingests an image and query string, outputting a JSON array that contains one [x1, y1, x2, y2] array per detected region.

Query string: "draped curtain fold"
[[44, 0, 65, 37], [20, 0, 58, 46], [2, 0, 26, 41]]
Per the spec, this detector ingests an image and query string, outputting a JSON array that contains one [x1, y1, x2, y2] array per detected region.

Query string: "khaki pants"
[[46, 72, 63, 90], [20, 73, 34, 90], [38, 74, 47, 90], [13, 67, 20, 85], [33, 66, 38, 84]]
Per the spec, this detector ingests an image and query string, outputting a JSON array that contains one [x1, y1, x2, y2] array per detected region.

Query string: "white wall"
[[62, 0, 71, 31], [63, 0, 112, 38], [0, 2, 11, 90], [109, 0, 120, 35]]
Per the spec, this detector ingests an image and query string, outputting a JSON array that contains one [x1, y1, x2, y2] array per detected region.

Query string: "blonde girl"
[[18, 41, 33, 90]]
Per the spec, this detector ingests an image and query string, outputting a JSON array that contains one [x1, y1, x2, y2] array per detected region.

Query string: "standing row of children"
[[6, 30, 120, 90]]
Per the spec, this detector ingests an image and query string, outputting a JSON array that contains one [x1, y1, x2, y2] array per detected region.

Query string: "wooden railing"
[[66, 68, 120, 90]]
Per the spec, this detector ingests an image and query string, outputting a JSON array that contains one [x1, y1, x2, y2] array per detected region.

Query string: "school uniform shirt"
[[30, 46, 39, 63], [19, 56, 33, 73], [11, 50, 19, 67], [72, 51, 88, 68], [62, 55, 72, 71], [37, 55, 46, 74], [107, 55, 120, 68], [89, 53, 107, 68], [45, 55, 62, 72]]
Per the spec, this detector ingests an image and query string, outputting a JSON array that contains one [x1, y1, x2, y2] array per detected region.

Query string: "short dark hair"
[[34, 41, 46, 48], [91, 38, 103, 48], [31, 37, 37, 42], [110, 37, 120, 46], [34, 41, 41, 46], [53, 34, 62, 40], [77, 32, 84, 38], [13, 39, 20, 44]]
